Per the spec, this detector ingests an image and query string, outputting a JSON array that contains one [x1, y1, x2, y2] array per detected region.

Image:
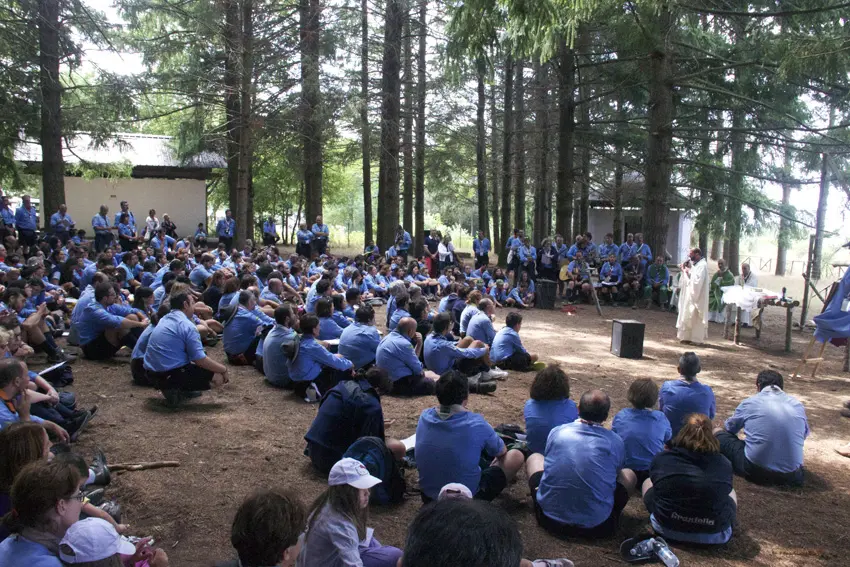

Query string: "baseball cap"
[[438, 483, 473, 501], [59, 518, 136, 563], [328, 458, 382, 489]]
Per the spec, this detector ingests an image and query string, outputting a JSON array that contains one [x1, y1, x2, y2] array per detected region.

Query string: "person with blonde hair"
[[642, 413, 736, 544]]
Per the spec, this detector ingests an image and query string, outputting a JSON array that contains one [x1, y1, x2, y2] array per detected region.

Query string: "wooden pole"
[[733, 307, 741, 344], [785, 307, 793, 353], [800, 234, 815, 327], [109, 461, 180, 473]]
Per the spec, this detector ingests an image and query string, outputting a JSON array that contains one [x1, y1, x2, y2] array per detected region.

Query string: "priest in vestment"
[[736, 262, 759, 326], [677, 248, 709, 344]]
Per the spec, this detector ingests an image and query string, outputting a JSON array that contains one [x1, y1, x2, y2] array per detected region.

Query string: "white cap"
[[328, 458, 382, 489], [59, 518, 136, 563], [438, 483, 473, 501]]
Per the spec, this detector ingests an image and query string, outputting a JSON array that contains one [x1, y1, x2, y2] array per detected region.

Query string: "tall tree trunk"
[[235, 0, 254, 247], [812, 108, 834, 281], [577, 46, 590, 234], [402, 14, 414, 241], [642, 7, 675, 266], [361, 0, 373, 245], [490, 80, 500, 251], [726, 108, 744, 276], [475, 59, 489, 240], [513, 60, 526, 235], [38, 0, 64, 223], [533, 61, 548, 244], [775, 143, 793, 275], [414, 0, 427, 257], [613, 163, 623, 243], [224, 0, 241, 217], [292, 181, 304, 243], [555, 39, 574, 241], [377, 0, 403, 249], [301, 0, 323, 224], [499, 55, 514, 260], [710, 238, 722, 261]]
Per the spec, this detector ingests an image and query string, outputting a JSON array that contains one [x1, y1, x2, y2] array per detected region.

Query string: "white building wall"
[[587, 208, 691, 264], [41, 177, 207, 237]]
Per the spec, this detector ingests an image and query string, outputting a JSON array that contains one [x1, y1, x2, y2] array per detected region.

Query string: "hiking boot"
[[48, 350, 77, 364], [82, 487, 105, 506], [304, 383, 321, 403], [67, 411, 93, 442], [90, 449, 111, 486], [98, 501, 122, 524], [469, 380, 497, 395], [532, 560, 575, 567], [841, 408, 850, 419], [162, 389, 186, 408]]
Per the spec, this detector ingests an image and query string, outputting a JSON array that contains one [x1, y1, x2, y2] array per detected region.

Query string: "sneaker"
[[489, 367, 509, 380], [82, 487, 105, 506], [48, 350, 77, 365], [304, 383, 321, 403], [67, 411, 93, 442]]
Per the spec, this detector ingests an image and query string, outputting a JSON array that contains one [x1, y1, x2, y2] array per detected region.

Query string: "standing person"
[[423, 229, 440, 277], [161, 214, 177, 238], [0, 195, 16, 245], [113, 200, 136, 233], [473, 230, 491, 269], [736, 262, 759, 327], [518, 237, 537, 282], [676, 247, 709, 344], [708, 258, 735, 323], [50, 205, 75, 245], [298, 458, 403, 567], [116, 212, 138, 253], [297, 222, 314, 258], [437, 234, 455, 270], [395, 225, 412, 261], [263, 216, 279, 246], [14, 195, 39, 254], [312, 215, 330, 256], [144, 209, 160, 241], [659, 352, 715, 437], [633, 232, 652, 269], [715, 370, 809, 486], [91, 205, 114, 253], [537, 238, 559, 281], [216, 210, 236, 251]]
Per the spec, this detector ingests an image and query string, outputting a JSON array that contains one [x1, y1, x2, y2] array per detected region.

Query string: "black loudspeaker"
[[611, 319, 645, 359], [536, 279, 557, 310]]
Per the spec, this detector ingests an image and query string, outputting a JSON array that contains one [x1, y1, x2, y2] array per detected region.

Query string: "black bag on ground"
[[343, 436, 405, 505]]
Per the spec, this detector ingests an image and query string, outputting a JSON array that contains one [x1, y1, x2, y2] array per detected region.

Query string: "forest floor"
[[52, 300, 850, 567]]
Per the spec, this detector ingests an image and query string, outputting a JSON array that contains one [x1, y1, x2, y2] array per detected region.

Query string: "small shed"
[[586, 173, 693, 265], [14, 133, 225, 236]]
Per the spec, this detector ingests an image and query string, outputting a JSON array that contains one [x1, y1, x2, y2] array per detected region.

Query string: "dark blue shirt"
[[304, 380, 385, 462]]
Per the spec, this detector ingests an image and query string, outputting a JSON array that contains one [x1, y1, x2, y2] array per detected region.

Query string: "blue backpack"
[[343, 436, 406, 505]]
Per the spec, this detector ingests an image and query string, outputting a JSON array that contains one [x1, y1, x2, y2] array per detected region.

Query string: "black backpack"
[[343, 436, 406, 505]]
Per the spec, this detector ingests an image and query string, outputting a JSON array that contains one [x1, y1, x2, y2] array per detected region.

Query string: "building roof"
[[589, 171, 691, 210], [14, 133, 226, 170]]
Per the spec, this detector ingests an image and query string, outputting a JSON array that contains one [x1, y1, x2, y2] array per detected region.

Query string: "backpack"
[[343, 436, 405, 505]]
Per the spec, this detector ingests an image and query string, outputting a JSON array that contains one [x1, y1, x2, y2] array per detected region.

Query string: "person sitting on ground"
[[306, 279, 332, 314], [490, 312, 539, 372], [659, 351, 715, 437], [643, 413, 737, 545], [74, 282, 148, 360], [415, 370, 525, 503], [331, 295, 352, 329], [0, 459, 84, 566], [143, 291, 229, 407], [261, 305, 298, 386], [523, 365, 577, 455], [298, 458, 403, 567], [304, 367, 406, 474], [458, 290, 483, 337], [58, 517, 170, 566], [525, 389, 637, 538], [375, 317, 436, 397], [338, 304, 381, 370], [316, 297, 344, 341], [388, 294, 411, 332], [289, 314, 354, 400], [507, 280, 532, 309], [489, 279, 509, 307], [401, 498, 574, 567], [216, 489, 305, 567], [222, 291, 274, 366], [612, 378, 672, 485], [423, 313, 496, 393], [0, 358, 69, 441], [715, 369, 809, 486], [130, 312, 158, 387], [465, 298, 497, 347]]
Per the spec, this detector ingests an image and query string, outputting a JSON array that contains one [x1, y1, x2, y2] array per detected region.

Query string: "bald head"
[[397, 317, 417, 336], [268, 278, 282, 293], [578, 389, 611, 423]]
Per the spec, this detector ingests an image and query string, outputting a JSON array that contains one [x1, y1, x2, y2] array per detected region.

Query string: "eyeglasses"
[[66, 491, 89, 505]]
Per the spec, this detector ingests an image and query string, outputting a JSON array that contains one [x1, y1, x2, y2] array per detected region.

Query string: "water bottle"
[[653, 539, 680, 567], [628, 537, 656, 557], [782, 286, 787, 302]]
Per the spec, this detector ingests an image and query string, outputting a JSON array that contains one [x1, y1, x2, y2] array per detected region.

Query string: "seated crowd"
[[0, 199, 813, 566]]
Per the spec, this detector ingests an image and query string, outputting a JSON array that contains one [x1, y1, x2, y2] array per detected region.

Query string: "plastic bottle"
[[653, 539, 680, 567], [629, 538, 656, 557]]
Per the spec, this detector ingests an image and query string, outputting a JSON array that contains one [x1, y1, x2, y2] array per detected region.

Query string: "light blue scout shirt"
[[263, 325, 296, 386], [599, 262, 623, 285], [151, 234, 176, 251], [317, 316, 344, 341], [223, 306, 268, 355], [415, 406, 505, 500], [523, 398, 578, 455], [263, 220, 276, 234], [423, 333, 487, 375], [398, 230, 412, 251], [489, 287, 508, 303], [331, 311, 351, 329], [0, 534, 62, 567], [338, 322, 381, 369], [611, 407, 672, 471], [0, 206, 15, 227], [114, 210, 136, 229], [659, 379, 716, 437], [297, 228, 313, 244], [537, 421, 626, 528], [312, 222, 329, 240], [216, 217, 236, 237], [76, 302, 125, 345], [14, 206, 37, 230], [91, 213, 110, 232], [375, 330, 422, 381], [388, 308, 410, 331], [190, 265, 213, 287], [507, 287, 526, 307], [132, 323, 156, 360], [459, 305, 480, 335], [289, 335, 353, 383], [490, 327, 527, 363], [144, 310, 206, 372], [598, 242, 619, 261], [473, 237, 491, 255], [634, 242, 653, 264], [0, 395, 45, 426], [466, 312, 495, 345], [619, 242, 636, 263], [567, 260, 591, 281], [438, 293, 457, 312], [724, 385, 809, 473], [50, 212, 74, 232], [519, 245, 537, 264]]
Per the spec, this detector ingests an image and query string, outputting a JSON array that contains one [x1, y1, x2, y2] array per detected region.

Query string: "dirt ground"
[[48, 301, 850, 567]]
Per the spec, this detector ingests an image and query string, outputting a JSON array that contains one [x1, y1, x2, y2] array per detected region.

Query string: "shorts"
[[18, 228, 36, 247], [529, 471, 629, 538], [493, 351, 532, 371], [146, 363, 215, 392], [716, 431, 804, 486], [81, 332, 121, 360], [421, 466, 507, 504], [390, 374, 436, 397]]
